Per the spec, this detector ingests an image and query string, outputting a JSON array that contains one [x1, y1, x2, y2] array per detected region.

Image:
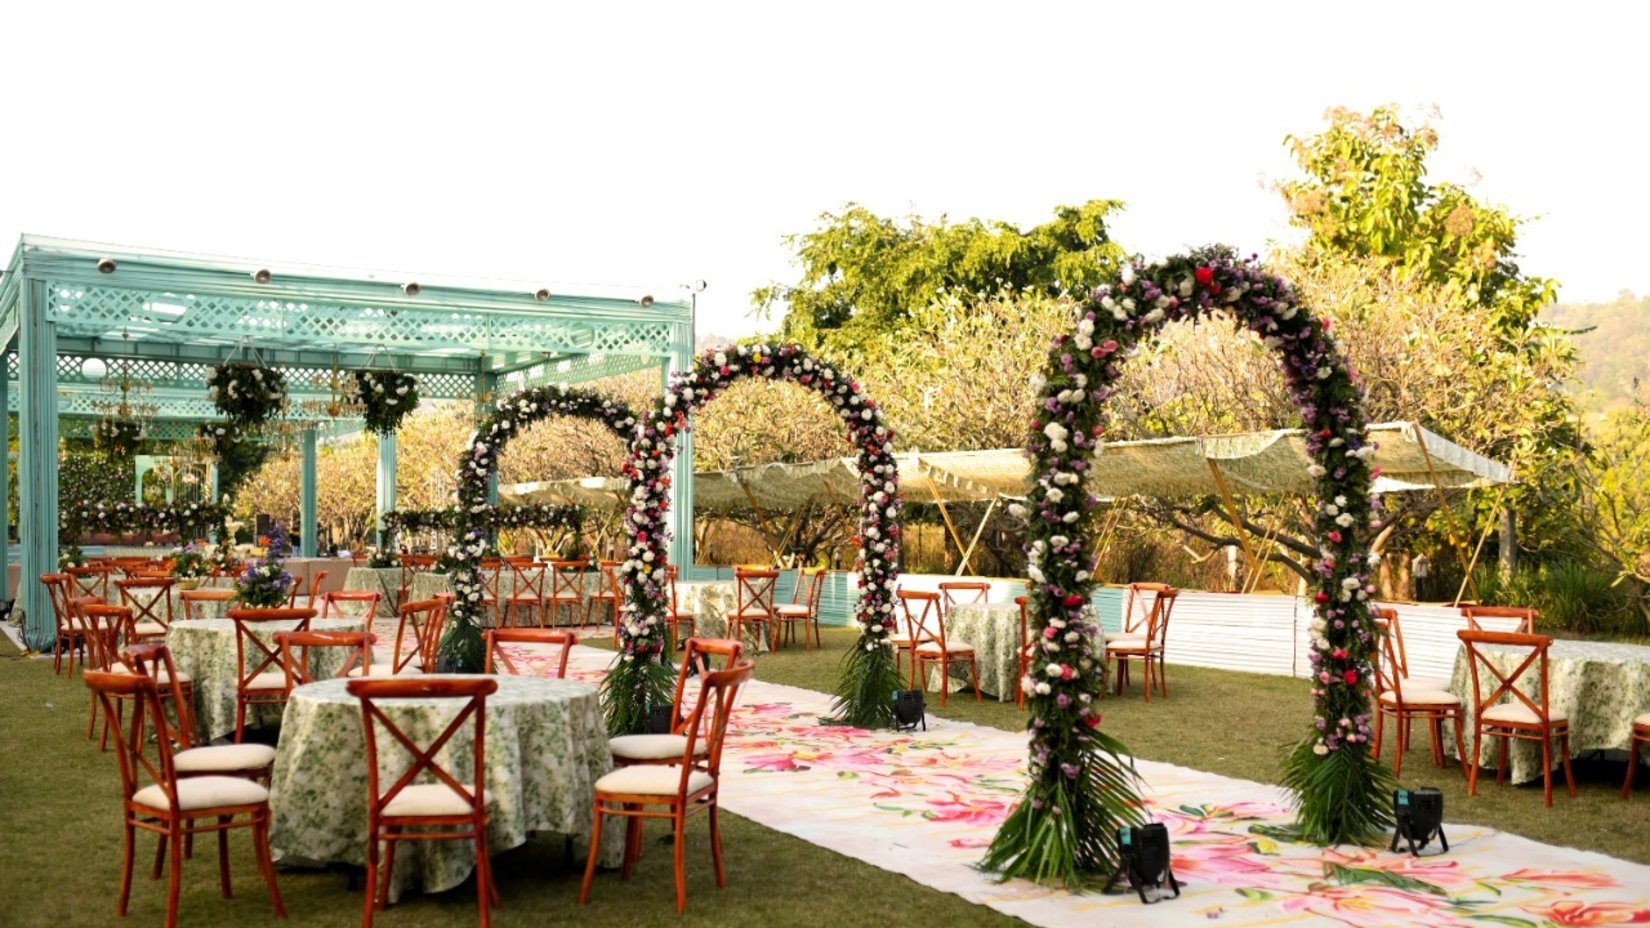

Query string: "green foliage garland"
[[354, 369, 420, 435]]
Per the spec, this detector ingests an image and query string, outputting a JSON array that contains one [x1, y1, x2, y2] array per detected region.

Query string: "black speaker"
[[1104, 822, 1180, 903], [1391, 787, 1447, 857], [891, 689, 926, 731]]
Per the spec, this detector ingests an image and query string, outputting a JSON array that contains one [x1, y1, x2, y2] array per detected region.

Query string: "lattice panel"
[[14, 352, 479, 400], [46, 282, 675, 358]]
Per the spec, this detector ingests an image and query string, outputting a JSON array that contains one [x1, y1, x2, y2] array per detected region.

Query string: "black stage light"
[[1105, 822, 1180, 903], [891, 689, 926, 731], [1390, 787, 1448, 857]]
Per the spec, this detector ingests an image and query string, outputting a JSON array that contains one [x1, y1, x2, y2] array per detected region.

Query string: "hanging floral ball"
[[354, 369, 420, 434], [208, 363, 288, 427]]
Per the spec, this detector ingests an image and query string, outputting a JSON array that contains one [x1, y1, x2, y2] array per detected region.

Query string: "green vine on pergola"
[[981, 247, 1391, 889]]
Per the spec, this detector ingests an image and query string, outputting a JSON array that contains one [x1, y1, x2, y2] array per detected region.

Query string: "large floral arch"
[[438, 385, 639, 671], [606, 343, 904, 735], [982, 247, 1390, 887]]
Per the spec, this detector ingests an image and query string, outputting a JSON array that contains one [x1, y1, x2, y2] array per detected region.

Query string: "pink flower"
[[1279, 887, 1456, 927], [1524, 901, 1650, 926], [1502, 869, 1620, 890], [923, 792, 1012, 826]]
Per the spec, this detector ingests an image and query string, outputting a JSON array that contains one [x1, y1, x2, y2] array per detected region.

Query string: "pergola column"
[[0, 368, 9, 604], [666, 318, 695, 570], [18, 279, 58, 651], [375, 430, 397, 550], [300, 427, 318, 557]]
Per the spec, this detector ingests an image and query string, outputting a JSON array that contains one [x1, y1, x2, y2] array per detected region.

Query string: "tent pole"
[[955, 495, 999, 576], [928, 486, 971, 574], [1415, 424, 1479, 600], [736, 476, 786, 564], [1451, 488, 1507, 605], [1207, 461, 1261, 589], [1087, 504, 1125, 576]]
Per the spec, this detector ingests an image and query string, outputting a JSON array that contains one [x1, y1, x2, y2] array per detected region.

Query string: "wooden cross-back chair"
[[227, 607, 316, 743], [776, 567, 826, 650], [585, 560, 623, 632], [319, 589, 383, 620], [179, 588, 236, 620], [900, 588, 980, 706], [276, 630, 374, 688], [384, 597, 449, 675], [664, 564, 696, 652], [1460, 605, 1538, 635], [1111, 583, 1178, 701], [483, 628, 578, 678], [1457, 628, 1575, 806], [1625, 714, 1650, 799], [544, 560, 586, 628], [288, 570, 330, 608], [396, 554, 439, 609], [124, 642, 278, 785], [80, 601, 138, 750], [41, 573, 86, 675], [66, 563, 114, 601], [1371, 613, 1466, 779], [503, 560, 549, 628], [1374, 607, 1449, 692], [84, 670, 285, 927], [116, 576, 177, 644], [349, 676, 499, 927], [938, 580, 991, 609], [580, 660, 756, 914], [609, 637, 747, 768], [729, 568, 779, 652], [478, 558, 504, 625]]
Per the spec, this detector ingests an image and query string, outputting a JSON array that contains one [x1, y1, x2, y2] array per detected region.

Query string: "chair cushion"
[[596, 765, 714, 796], [132, 621, 168, 637], [732, 608, 772, 619], [382, 783, 476, 818], [346, 663, 419, 678], [609, 734, 708, 761], [1378, 688, 1459, 707], [114, 666, 192, 686], [242, 671, 288, 691], [1483, 703, 1566, 726], [133, 775, 269, 811], [1636, 711, 1650, 729], [774, 605, 810, 618], [1402, 675, 1451, 693], [1107, 635, 1148, 650], [174, 743, 278, 774], [915, 640, 974, 655]]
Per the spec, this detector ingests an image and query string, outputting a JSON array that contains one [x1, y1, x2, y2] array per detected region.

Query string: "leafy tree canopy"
[[756, 200, 1126, 358]]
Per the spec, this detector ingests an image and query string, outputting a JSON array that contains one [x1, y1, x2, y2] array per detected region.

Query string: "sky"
[[2, 2, 1645, 341]]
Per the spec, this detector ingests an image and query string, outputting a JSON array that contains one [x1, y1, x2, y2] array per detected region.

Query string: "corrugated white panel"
[[1155, 591, 1301, 677], [1379, 602, 1522, 683]]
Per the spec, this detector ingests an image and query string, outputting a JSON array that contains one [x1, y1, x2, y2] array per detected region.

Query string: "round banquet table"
[[678, 579, 775, 653], [342, 567, 407, 616], [1448, 638, 1650, 784], [166, 617, 367, 742], [931, 603, 1106, 701], [268, 674, 622, 901]]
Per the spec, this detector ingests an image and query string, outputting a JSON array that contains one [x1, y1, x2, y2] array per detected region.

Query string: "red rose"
[[1342, 669, 1359, 686], [1063, 594, 1084, 608], [1194, 266, 1214, 286], [1314, 592, 1330, 604], [1085, 715, 1102, 729], [1331, 648, 1347, 661]]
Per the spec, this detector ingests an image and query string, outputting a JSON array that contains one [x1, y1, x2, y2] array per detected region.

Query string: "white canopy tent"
[[501, 421, 1512, 511]]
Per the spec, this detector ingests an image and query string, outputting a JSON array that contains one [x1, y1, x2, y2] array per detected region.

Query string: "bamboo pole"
[[954, 495, 999, 576], [929, 484, 970, 574], [1207, 460, 1262, 589]]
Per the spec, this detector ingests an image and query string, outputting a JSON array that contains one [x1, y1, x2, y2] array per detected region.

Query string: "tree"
[[756, 200, 1126, 359], [1574, 403, 1650, 631]]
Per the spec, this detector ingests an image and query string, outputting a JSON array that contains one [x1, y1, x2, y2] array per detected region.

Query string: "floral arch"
[[439, 385, 640, 671], [982, 247, 1389, 887], [606, 343, 904, 735]]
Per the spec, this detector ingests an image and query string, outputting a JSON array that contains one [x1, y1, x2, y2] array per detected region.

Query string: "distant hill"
[[1546, 292, 1650, 413]]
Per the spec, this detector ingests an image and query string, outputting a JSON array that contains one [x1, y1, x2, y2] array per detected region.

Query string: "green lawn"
[[4, 626, 1648, 928]]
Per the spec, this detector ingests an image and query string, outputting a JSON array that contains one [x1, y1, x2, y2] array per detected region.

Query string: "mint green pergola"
[[0, 235, 697, 651]]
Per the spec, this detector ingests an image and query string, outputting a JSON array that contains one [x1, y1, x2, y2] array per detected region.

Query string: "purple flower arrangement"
[[235, 523, 294, 608]]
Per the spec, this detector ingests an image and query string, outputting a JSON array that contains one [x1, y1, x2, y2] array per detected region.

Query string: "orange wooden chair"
[[483, 628, 577, 678], [1110, 584, 1178, 701], [938, 580, 991, 608], [1625, 714, 1650, 799], [503, 560, 549, 628], [902, 588, 980, 706], [125, 643, 274, 783], [887, 588, 931, 684], [1457, 628, 1575, 806], [580, 559, 621, 630], [475, 558, 504, 626], [664, 564, 696, 652], [728, 568, 778, 651], [543, 560, 586, 628], [1461, 605, 1537, 634], [1372, 614, 1466, 779], [319, 589, 384, 620], [775, 567, 826, 650], [117, 576, 177, 644], [227, 607, 316, 742], [353, 597, 449, 676], [1015, 595, 1035, 710], [84, 670, 284, 927], [580, 660, 755, 914], [395, 554, 438, 609], [349, 676, 499, 928], [276, 630, 374, 687], [288, 569, 330, 608], [42, 573, 86, 675], [609, 638, 746, 767], [1374, 606, 1451, 692], [179, 588, 236, 620], [67, 563, 114, 601], [81, 602, 164, 751]]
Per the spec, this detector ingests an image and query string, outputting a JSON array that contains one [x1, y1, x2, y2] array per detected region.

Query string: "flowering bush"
[[354, 369, 420, 435], [207, 363, 287, 427], [63, 500, 228, 540], [981, 247, 1388, 888], [57, 546, 88, 570], [618, 342, 902, 734], [171, 549, 211, 580], [92, 418, 145, 461], [439, 385, 638, 675], [235, 523, 294, 607]]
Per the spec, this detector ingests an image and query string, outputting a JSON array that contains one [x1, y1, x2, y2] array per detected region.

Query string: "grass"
[[6, 625, 1650, 927]]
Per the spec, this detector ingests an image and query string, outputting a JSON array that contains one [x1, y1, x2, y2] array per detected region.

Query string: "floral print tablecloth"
[[678, 580, 775, 653], [1449, 638, 1650, 784], [166, 617, 367, 742], [342, 567, 407, 617], [930, 603, 1105, 702], [268, 674, 622, 901]]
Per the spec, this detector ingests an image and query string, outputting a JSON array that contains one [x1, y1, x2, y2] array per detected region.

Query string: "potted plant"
[[58, 545, 88, 570], [234, 523, 294, 607], [171, 549, 211, 590]]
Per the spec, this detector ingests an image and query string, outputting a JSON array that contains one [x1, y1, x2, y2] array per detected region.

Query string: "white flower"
[[1046, 488, 1064, 504], [1044, 664, 1064, 678], [1120, 265, 1136, 285], [1143, 308, 1164, 324], [1062, 512, 1078, 523], [1341, 577, 1361, 591], [1313, 742, 1329, 756], [1307, 464, 1327, 478], [1335, 512, 1355, 528], [1334, 495, 1348, 507], [1178, 277, 1194, 297], [1316, 367, 1332, 380]]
